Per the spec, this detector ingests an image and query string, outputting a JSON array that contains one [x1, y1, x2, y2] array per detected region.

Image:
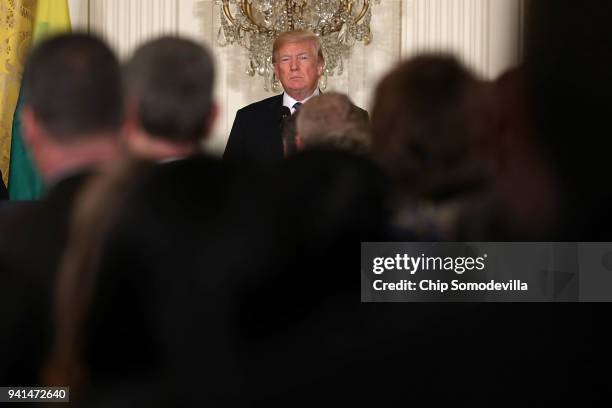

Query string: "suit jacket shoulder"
[[224, 94, 284, 164], [237, 94, 283, 115], [0, 172, 91, 384]]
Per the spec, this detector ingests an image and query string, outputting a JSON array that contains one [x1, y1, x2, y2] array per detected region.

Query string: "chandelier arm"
[[222, 0, 236, 25], [322, 1, 371, 34], [241, 0, 272, 33], [222, 0, 260, 33], [353, 0, 371, 25], [242, 0, 254, 26]]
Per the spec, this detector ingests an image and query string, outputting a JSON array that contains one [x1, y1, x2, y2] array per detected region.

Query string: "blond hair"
[[272, 30, 324, 63]]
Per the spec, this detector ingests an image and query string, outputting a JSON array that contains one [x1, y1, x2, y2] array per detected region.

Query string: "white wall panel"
[[402, 0, 522, 78], [88, 0, 179, 58], [68, 0, 89, 31]]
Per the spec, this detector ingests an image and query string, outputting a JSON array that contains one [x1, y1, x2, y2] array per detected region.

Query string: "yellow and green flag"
[[0, 0, 36, 188], [7, 0, 71, 200]]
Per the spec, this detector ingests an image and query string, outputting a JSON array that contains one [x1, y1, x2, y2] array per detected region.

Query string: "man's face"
[[274, 40, 323, 101]]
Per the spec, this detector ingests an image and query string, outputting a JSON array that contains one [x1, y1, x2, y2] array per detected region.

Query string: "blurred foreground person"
[[292, 92, 371, 154], [46, 153, 241, 403], [371, 55, 493, 240], [370, 53, 596, 405], [523, 0, 612, 239], [481, 67, 564, 239], [123, 37, 217, 161], [0, 33, 123, 385], [487, 1, 612, 401]]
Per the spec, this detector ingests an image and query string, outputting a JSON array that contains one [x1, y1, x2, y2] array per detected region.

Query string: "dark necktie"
[[292, 102, 302, 113]]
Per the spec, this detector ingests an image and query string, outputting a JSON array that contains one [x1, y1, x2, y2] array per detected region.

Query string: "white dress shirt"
[[283, 89, 320, 114]]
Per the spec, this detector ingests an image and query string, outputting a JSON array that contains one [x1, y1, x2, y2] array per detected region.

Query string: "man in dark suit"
[[223, 30, 325, 164], [0, 33, 123, 386]]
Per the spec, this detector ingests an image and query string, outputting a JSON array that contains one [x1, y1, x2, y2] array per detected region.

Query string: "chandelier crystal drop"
[[214, 0, 379, 91]]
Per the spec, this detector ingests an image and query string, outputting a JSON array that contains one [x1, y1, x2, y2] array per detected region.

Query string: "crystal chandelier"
[[214, 0, 378, 91]]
